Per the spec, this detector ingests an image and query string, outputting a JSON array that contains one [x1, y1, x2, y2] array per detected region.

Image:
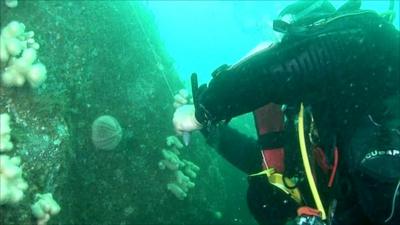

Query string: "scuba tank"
[[273, 0, 396, 35]]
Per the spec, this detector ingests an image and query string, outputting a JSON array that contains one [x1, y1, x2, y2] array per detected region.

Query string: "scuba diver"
[[172, 0, 400, 225]]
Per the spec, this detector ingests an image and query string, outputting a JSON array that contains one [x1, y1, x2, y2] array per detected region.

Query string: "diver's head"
[[278, 0, 336, 26]]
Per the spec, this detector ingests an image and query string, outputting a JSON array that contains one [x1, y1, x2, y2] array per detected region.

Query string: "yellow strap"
[[298, 103, 326, 220], [249, 168, 276, 177], [250, 168, 302, 204]]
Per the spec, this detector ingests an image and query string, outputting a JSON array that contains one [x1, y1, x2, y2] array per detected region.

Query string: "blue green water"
[[1, 1, 398, 224], [145, 1, 399, 86]]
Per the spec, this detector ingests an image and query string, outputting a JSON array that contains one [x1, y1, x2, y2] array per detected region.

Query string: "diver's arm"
[[195, 10, 400, 126], [201, 124, 262, 174], [195, 35, 342, 125]]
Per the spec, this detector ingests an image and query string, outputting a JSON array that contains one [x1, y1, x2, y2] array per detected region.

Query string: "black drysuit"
[[197, 11, 400, 225]]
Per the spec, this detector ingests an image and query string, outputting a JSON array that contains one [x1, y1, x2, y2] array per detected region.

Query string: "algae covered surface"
[[0, 1, 255, 225]]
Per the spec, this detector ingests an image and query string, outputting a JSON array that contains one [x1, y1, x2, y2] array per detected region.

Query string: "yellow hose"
[[298, 103, 326, 220]]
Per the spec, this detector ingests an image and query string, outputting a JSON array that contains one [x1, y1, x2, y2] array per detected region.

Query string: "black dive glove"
[[193, 64, 232, 127]]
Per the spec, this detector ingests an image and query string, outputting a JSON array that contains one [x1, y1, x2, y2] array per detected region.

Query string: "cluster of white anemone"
[[0, 155, 28, 205], [4, 0, 18, 8], [0, 5, 60, 223], [0, 113, 13, 152], [0, 21, 47, 88], [0, 113, 28, 205], [31, 193, 61, 225]]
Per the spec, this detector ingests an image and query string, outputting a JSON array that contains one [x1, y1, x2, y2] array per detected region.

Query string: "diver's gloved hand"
[[173, 104, 203, 135], [173, 89, 193, 109]]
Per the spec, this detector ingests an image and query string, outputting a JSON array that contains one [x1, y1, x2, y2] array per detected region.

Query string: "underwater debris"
[[0, 155, 28, 205], [91, 115, 123, 150], [31, 193, 61, 225], [0, 21, 46, 88], [0, 113, 13, 152]]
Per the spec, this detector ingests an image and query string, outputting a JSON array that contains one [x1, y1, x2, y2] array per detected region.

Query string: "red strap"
[[297, 206, 321, 217], [328, 147, 339, 187], [313, 146, 339, 187], [313, 147, 331, 173], [262, 148, 285, 173], [254, 104, 284, 135], [255, 103, 286, 173]]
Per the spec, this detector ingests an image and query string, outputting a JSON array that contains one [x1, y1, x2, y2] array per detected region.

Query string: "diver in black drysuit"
[[194, 9, 399, 225]]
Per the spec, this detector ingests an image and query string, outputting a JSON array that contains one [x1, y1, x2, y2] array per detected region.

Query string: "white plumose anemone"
[[27, 63, 47, 88], [1, 21, 46, 88], [5, 0, 18, 8]]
